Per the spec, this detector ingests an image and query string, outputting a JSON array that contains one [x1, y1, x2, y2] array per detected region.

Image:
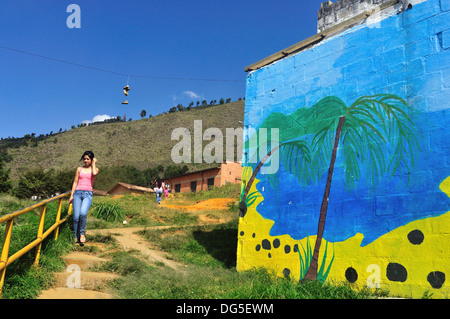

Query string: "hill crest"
[[5, 100, 245, 180]]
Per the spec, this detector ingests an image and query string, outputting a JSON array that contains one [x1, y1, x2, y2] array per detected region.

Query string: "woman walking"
[[69, 151, 99, 245], [154, 179, 163, 204]]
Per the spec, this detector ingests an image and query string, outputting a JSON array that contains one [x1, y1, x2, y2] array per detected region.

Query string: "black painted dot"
[[407, 229, 424, 245], [255, 244, 261, 252], [273, 238, 280, 249], [284, 245, 291, 254], [345, 267, 358, 283], [262, 239, 271, 250], [283, 268, 291, 279], [427, 271, 446, 289], [268, 253, 271, 258], [386, 263, 407, 282], [252, 233, 256, 238], [293, 244, 299, 253], [240, 231, 244, 236]]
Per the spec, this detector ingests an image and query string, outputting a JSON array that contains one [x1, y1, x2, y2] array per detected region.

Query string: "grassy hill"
[[4, 100, 245, 181]]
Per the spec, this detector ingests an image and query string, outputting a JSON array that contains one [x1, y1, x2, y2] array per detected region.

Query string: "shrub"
[[92, 203, 126, 222]]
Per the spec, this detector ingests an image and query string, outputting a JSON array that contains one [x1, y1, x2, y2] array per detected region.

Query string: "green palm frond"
[[279, 139, 312, 185], [342, 115, 388, 189], [245, 191, 261, 207], [347, 94, 420, 187], [245, 93, 420, 193], [299, 97, 348, 185]]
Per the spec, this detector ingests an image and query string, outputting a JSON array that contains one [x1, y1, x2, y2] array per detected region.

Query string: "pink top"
[[76, 169, 95, 191]]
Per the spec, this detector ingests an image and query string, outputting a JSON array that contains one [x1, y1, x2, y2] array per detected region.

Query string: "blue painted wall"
[[243, 0, 450, 247]]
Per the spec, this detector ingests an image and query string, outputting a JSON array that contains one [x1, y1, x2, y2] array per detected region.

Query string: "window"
[[175, 184, 181, 193], [190, 181, 197, 192], [207, 177, 214, 189]]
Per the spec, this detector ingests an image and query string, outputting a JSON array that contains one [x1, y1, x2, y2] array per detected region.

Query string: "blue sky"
[[0, 0, 325, 139]]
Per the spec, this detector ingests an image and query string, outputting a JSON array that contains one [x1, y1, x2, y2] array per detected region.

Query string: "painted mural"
[[238, 0, 450, 298]]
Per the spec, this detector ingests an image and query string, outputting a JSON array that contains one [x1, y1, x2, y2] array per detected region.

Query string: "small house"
[[164, 162, 242, 193]]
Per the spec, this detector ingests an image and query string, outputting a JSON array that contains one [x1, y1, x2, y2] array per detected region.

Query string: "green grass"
[[96, 251, 154, 276], [139, 221, 239, 268], [92, 203, 126, 222], [0, 188, 388, 299], [105, 245, 383, 300], [181, 182, 241, 202], [89, 193, 201, 228], [0, 194, 34, 217], [94, 189, 385, 299], [105, 218, 385, 299]]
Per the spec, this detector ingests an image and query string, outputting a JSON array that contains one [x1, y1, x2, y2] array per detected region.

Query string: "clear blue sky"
[[0, 0, 326, 139]]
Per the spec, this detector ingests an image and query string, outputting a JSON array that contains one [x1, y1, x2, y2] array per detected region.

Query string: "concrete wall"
[[167, 168, 220, 193], [317, 0, 399, 32], [218, 161, 242, 186], [238, 0, 450, 298]]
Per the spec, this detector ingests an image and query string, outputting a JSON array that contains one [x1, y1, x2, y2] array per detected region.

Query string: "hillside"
[[5, 100, 245, 180]]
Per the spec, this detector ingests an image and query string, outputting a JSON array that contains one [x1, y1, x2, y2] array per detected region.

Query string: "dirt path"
[[90, 197, 237, 270], [161, 197, 237, 211], [162, 197, 238, 224], [37, 196, 237, 299], [89, 226, 186, 270], [38, 225, 187, 299]]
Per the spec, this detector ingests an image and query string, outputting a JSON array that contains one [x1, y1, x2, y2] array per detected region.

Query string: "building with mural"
[[237, 0, 450, 298]]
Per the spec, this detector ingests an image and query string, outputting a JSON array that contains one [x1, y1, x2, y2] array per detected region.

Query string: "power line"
[[0, 44, 243, 83]]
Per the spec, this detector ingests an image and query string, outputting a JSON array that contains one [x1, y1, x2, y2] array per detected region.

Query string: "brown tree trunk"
[[242, 144, 280, 203], [239, 144, 280, 217], [304, 116, 345, 281]]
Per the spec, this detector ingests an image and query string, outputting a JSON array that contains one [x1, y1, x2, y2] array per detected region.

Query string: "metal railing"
[[0, 192, 73, 297]]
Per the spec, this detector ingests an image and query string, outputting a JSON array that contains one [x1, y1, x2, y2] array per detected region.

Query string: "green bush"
[[92, 203, 126, 222], [12, 168, 73, 199]]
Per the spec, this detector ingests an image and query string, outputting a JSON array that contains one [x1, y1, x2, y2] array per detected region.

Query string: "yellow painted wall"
[[237, 170, 450, 298]]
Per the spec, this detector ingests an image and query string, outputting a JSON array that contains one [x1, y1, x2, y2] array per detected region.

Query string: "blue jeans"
[[155, 189, 162, 204], [72, 190, 93, 239]]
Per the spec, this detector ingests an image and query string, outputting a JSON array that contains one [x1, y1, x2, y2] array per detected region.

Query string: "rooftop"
[[244, 0, 402, 72]]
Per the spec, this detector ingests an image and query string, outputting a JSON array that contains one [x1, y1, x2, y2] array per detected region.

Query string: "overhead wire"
[[0, 44, 243, 83]]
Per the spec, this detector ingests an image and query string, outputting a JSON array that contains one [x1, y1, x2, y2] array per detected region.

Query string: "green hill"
[[4, 100, 245, 183]]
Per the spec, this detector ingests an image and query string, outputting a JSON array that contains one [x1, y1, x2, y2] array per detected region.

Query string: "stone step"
[[37, 287, 113, 299], [36, 251, 119, 299], [63, 251, 110, 271], [53, 270, 120, 290]]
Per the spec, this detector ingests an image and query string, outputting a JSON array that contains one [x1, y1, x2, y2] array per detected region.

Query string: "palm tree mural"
[[240, 94, 420, 281]]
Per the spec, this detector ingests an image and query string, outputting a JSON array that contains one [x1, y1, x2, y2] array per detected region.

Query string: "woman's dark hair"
[[80, 151, 95, 161]]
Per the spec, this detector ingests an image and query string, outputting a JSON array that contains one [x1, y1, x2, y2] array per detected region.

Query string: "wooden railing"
[[0, 192, 72, 297]]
